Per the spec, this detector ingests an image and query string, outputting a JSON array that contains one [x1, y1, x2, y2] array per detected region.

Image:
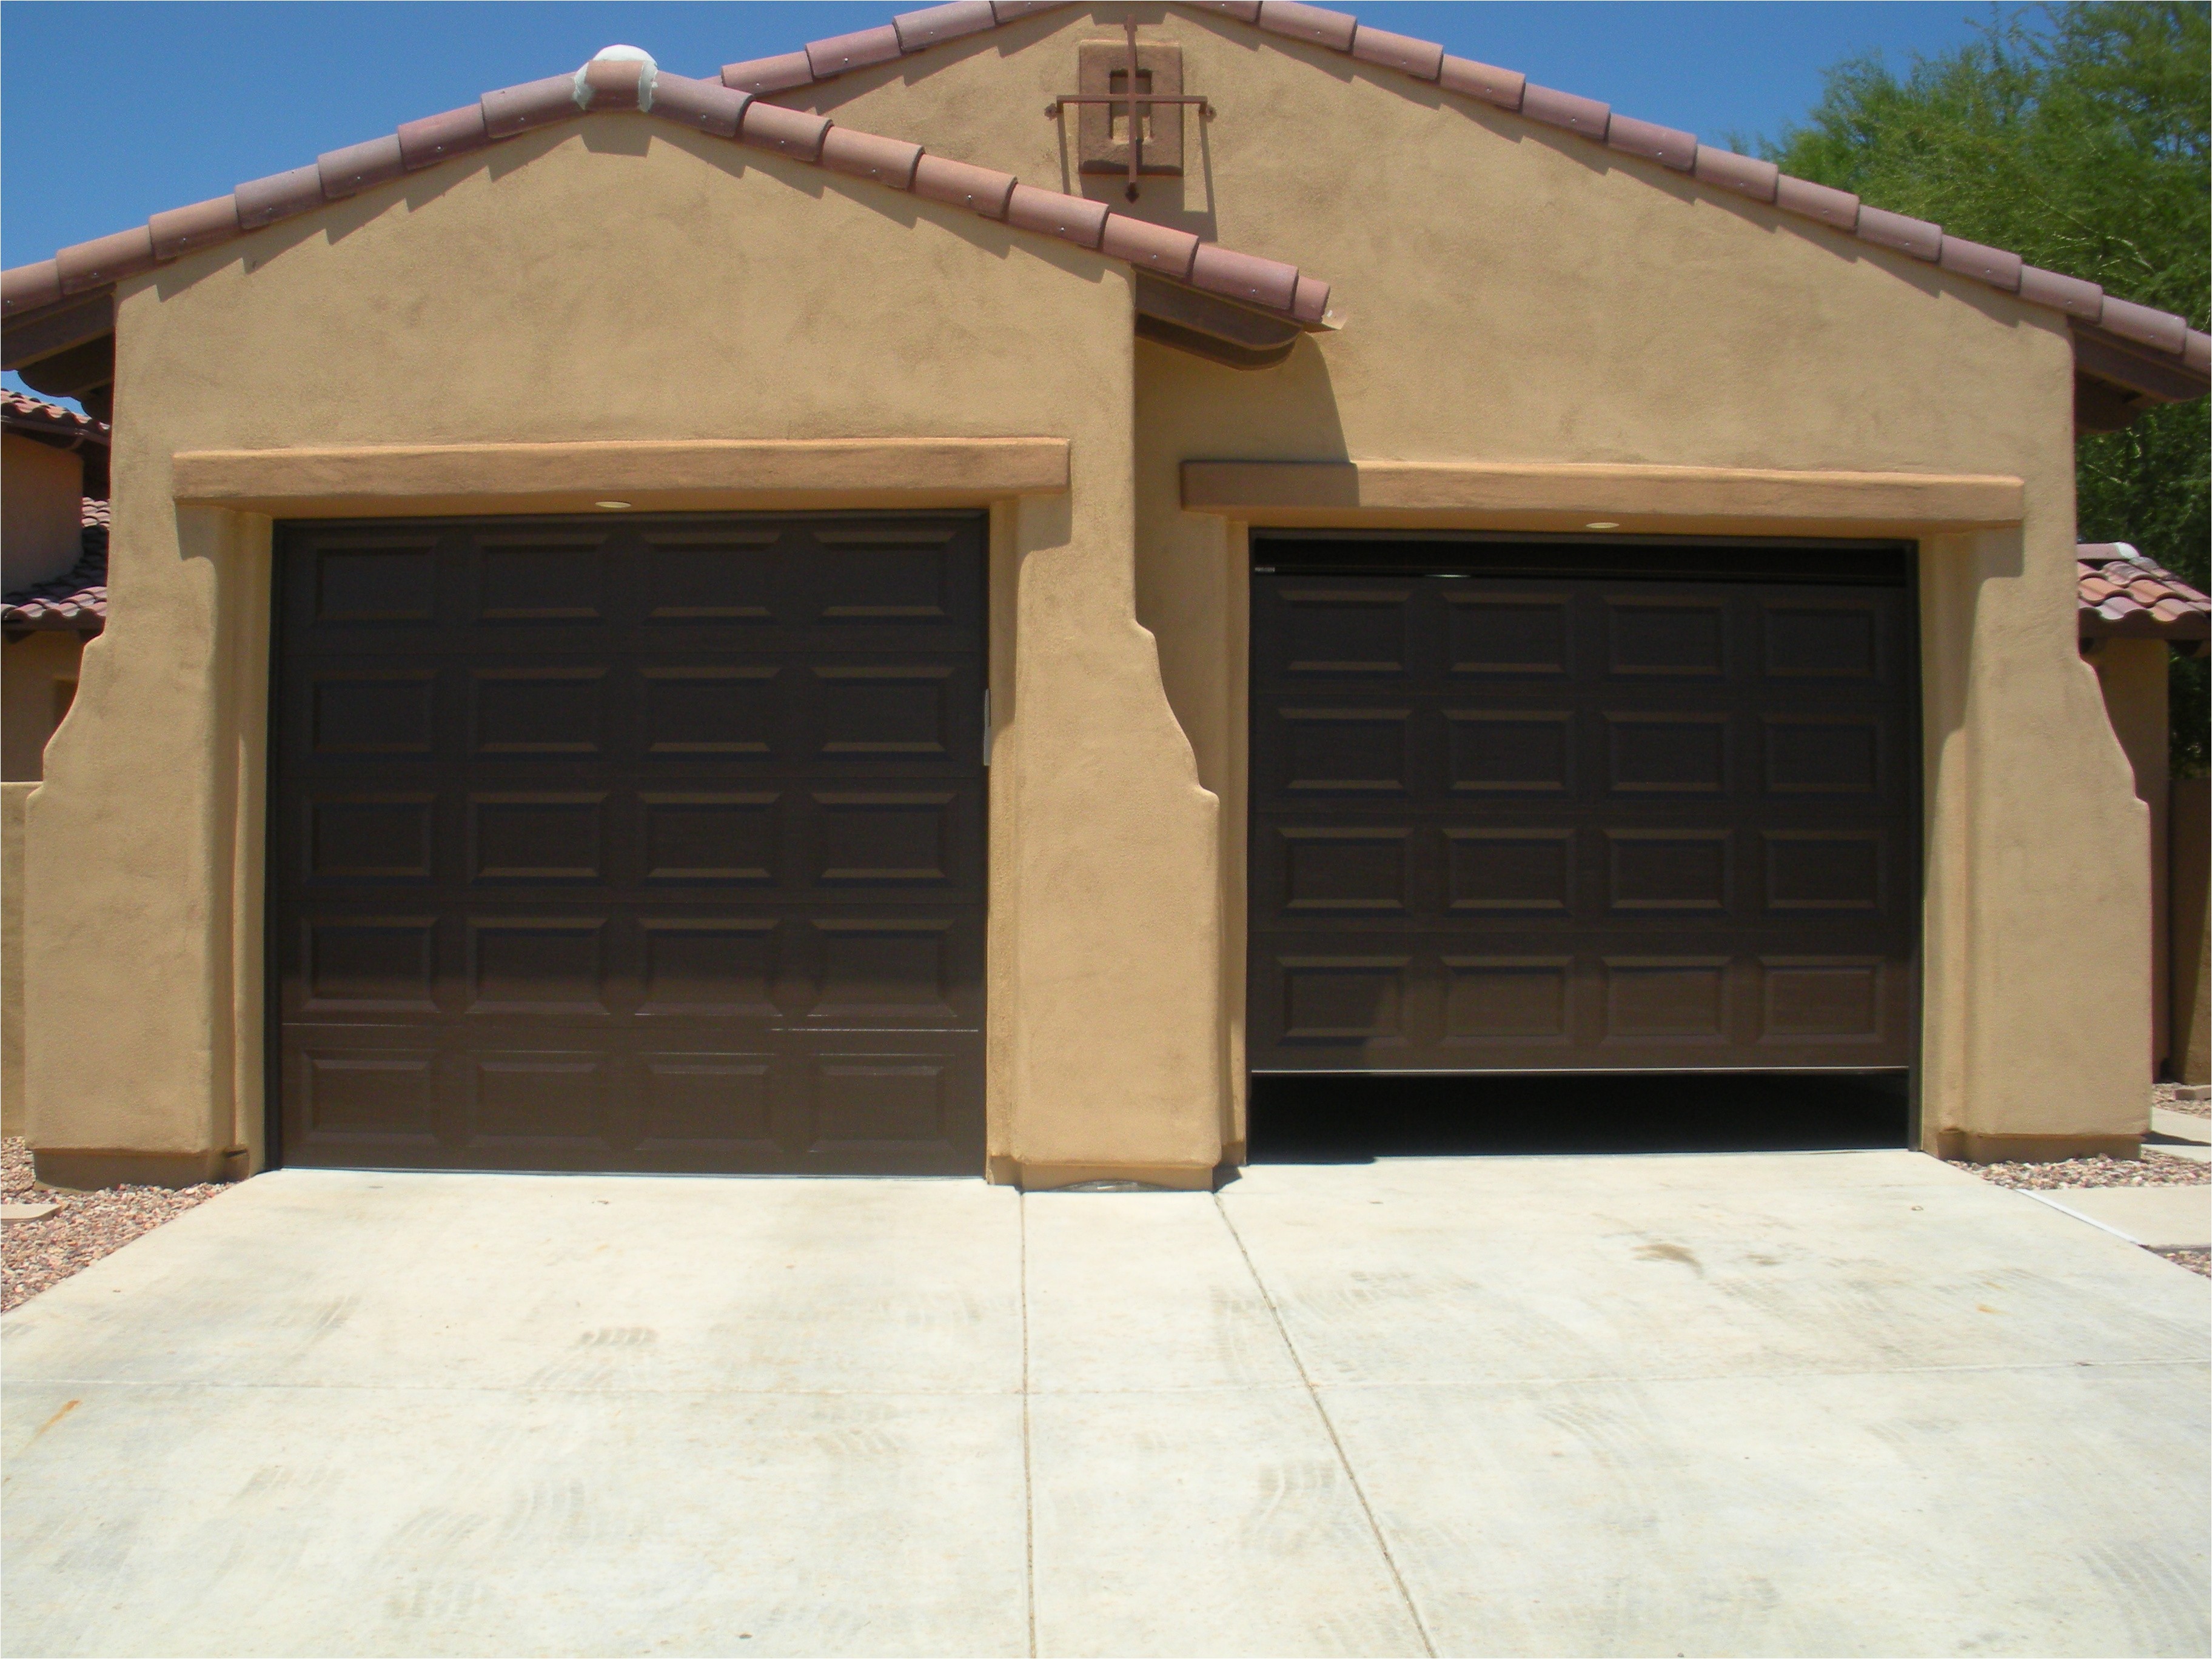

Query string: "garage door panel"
[[1446, 590, 1573, 676], [1605, 598, 1729, 677], [640, 791, 781, 885], [274, 512, 987, 1173], [637, 917, 783, 1019], [1251, 550, 1916, 1074], [306, 669, 440, 758], [472, 532, 611, 623]]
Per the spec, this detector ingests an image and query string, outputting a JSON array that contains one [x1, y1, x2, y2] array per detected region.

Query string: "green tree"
[[1766, 2, 2209, 771]]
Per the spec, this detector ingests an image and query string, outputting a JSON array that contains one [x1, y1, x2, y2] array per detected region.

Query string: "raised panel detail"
[[639, 919, 779, 1018], [308, 796, 434, 881], [466, 919, 608, 1015], [300, 1050, 437, 1136], [1760, 957, 1882, 1039], [1608, 602, 1724, 675], [814, 666, 953, 756], [642, 793, 777, 883], [472, 669, 605, 756], [1603, 957, 1729, 1039], [1607, 713, 1727, 793], [313, 545, 435, 623], [1447, 829, 1574, 911], [468, 1053, 605, 1139], [302, 917, 438, 1011], [1281, 828, 1408, 912], [1609, 831, 1730, 911], [477, 538, 604, 621], [1765, 833, 1882, 911], [1279, 589, 1409, 675], [1281, 709, 1410, 793], [1765, 718, 1878, 794], [469, 794, 605, 882], [310, 673, 435, 756], [1447, 594, 1570, 675], [810, 1056, 952, 1145], [1443, 957, 1571, 1042], [1278, 956, 1408, 1041], [642, 1056, 775, 1143], [1447, 711, 1572, 793], [811, 920, 956, 1021], [810, 526, 957, 618], [642, 531, 778, 621], [1764, 605, 1878, 679], [815, 793, 954, 884], [643, 666, 777, 754]]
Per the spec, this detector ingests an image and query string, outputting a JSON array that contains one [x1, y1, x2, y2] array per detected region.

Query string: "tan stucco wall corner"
[[2, 781, 30, 1137], [2172, 777, 2210, 1086]]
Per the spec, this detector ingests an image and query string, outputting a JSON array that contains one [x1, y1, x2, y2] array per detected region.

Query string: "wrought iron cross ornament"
[[1047, 18, 1213, 200]]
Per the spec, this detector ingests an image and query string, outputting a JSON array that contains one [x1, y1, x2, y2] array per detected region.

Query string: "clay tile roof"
[[4, 5, 2202, 397], [0, 36, 1333, 333], [2, 498, 109, 635], [1, 388, 110, 446], [2077, 543, 2210, 645], [714, 1, 2208, 390]]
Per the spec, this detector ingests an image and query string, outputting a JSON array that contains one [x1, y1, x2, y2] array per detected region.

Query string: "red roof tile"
[[5, 5, 2201, 394], [0, 40, 1333, 333], [710, 1, 2207, 384], [2, 389, 110, 447], [1, 498, 108, 635], [2077, 543, 2210, 645]]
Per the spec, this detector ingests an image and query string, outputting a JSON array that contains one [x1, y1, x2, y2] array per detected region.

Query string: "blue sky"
[[4, 1, 2022, 402]]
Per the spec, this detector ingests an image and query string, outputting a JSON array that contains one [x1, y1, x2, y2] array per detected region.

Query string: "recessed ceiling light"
[[594, 500, 633, 511], [1586, 520, 1620, 530]]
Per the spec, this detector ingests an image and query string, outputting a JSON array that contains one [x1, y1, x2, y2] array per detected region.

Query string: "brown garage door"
[[270, 512, 987, 1174], [1248, 538, 1919, 1073]]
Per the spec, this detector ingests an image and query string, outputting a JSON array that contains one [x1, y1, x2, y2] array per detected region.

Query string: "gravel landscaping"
[[2156, 1082, 2211, 1118], [2, 1138, 227, 1313], [1957, 1150, 2211, 1191]]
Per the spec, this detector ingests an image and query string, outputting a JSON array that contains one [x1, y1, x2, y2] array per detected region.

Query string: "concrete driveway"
[[4, 1151, 2206, 1658]]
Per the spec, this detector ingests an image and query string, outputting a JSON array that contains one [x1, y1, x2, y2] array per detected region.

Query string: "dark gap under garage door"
[[1247, 1071, 1912, 1161], [270, 512, 986, 1175], [1248, 535, 1919, 1081]]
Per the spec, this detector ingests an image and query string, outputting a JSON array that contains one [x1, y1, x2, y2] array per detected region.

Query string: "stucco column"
[[995, 478, 1225, 1189], [24, 502, 265, 1187], [1926, 526, 2150, 1159], [2093, 637, 2173, 1070]]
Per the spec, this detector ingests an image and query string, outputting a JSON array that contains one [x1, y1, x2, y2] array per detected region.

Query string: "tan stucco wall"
[[2093, 638, 2171, 1068], [2, 780, 28, 1135], [820, 5, 2148, 1156], [22, 5, 2156, 1178], [2, 632, 82, 783], [2174, 777, 2210, 1086], [25, 115, 1221, 1185], [3, 434, 84, 595]]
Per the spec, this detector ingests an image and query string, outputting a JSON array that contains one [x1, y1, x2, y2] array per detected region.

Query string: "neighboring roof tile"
[[714, 1, 2207, 384], [2, 390, 110, 447], [2077, 543, 2211, 644], [1, 498, 109, 635], [0, 39, 1332, 333]]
